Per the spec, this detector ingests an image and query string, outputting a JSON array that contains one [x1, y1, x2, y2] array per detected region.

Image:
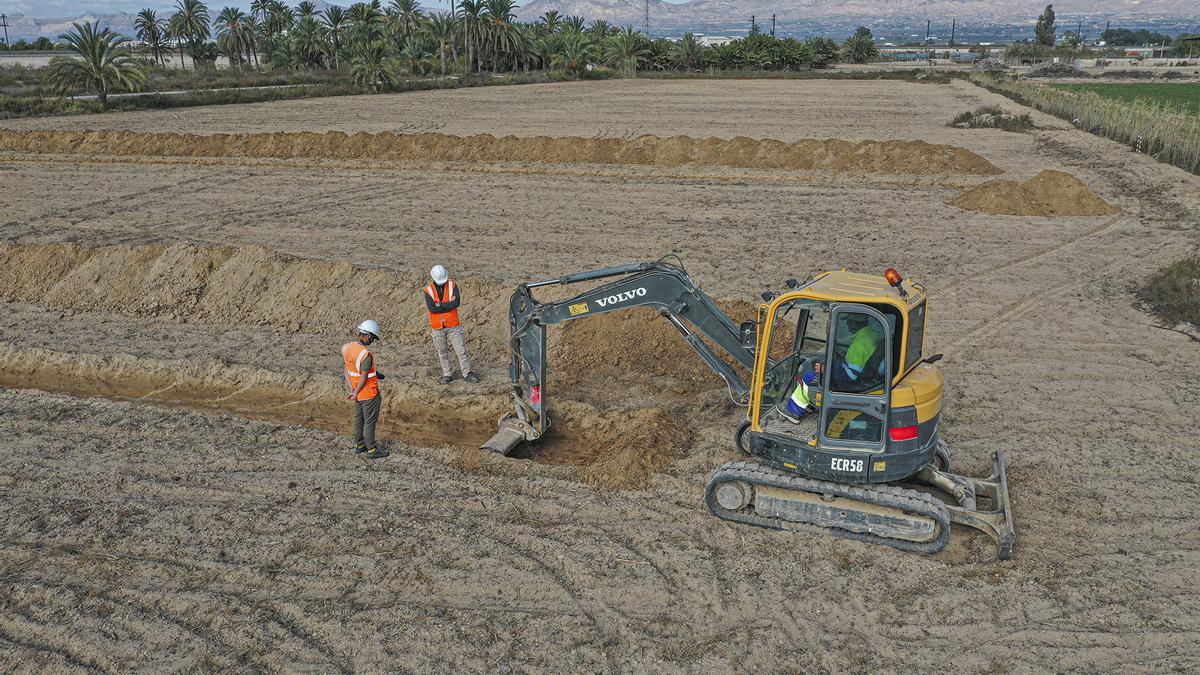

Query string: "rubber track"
[[705, 461, 952, 554]]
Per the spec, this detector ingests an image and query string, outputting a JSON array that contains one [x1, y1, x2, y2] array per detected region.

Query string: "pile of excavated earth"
[[0, 129, 1004, 174]]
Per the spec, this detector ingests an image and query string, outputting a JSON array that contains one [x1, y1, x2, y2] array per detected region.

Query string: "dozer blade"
[[480, 415, 537, 455], [940, 449, 1016, 560]]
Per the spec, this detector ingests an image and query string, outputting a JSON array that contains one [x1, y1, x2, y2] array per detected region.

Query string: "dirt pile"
[[0, 242, 514, 355], [1026, 63, 1089, 79], [948, 170, 1119, 216], [553, 302, 756, 396], [0, 129, 1003, 175], [580, 409, 693, 489]]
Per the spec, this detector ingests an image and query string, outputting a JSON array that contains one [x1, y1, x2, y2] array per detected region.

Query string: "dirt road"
[[1, 78, 1197, 671]]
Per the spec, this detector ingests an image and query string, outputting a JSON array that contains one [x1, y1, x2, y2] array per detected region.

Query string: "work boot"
[[355, 444, 367, 454], [776, 404, 809, 425], [465, 372, 480, 384], [440, 375, 453, 385], [363, 446, 390, 460]]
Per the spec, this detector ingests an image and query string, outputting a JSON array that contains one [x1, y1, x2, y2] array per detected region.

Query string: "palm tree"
[[322, 5, 348, 69], [398, 36, 432, 74], [135, 9, 169, 66], [241, 15, 261, 69], [482, 0, 517, 73], [563, 15, 585, 34], [538, 10, 560, 34], [214, 6, 248, 69], [552, 30, 596, 76], [424, 12, 457, 76], [457, 0, 484, 73], [587, 19, 612, 39], [351, 40, 393, 91], [347, 0, 385, 57], [172, 0, 211, 70], [390, 0, 424, 41], [841, 26, 879, 64], [292, 15, 329, 68], [607, 27, 648, 77], [672, 32, 702, 70], [47, 22, 147, 107], [296, 1, 318, 17], [250, 0, 271, 21]]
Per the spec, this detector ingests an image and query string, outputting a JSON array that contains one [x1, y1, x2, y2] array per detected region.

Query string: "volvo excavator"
[[481, 257, 1015, 559]]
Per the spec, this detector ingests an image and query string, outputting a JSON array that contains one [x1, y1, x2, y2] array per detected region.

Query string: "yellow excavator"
[[481, 257, 1014, 559]]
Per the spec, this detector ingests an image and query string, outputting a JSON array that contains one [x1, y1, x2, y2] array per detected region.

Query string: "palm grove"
[[46, 0, 884, 104]]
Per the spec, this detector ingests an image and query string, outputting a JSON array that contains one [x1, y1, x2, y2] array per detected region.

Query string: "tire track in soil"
[[0, 625, 101, 672], [486, 534, 622, 673], [13, 563, 353, 672], [939, 214, 1126, 297], [8, 577, 253, 668]]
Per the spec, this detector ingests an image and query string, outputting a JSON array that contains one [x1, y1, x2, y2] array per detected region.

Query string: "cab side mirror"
[[923, 353, 944, 364], [739, 321, 758, 351], [785, 278, 799, 289]]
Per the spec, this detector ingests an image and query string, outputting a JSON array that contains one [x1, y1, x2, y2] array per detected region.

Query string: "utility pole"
[[771, 14, 776, 38], [925, 19, 931, 59], [644, 0, 650, 37], [0, 14, 9, 47], [950, 18, 956, 47], [750, 15, 756, 35]]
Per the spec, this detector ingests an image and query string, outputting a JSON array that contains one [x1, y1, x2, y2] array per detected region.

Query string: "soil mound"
[[1026, 63, 1089, 79], [948, 170, 1119, 216], [580, 410, 692, 490], [553, 302, 756, 396], [0, 129, 1002, 175], [0, 242, 514, 355]]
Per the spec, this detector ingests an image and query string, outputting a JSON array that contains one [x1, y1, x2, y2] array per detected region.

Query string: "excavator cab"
[[744, 271, 941, 484]]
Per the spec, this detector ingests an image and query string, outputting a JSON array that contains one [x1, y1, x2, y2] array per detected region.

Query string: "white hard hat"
[[356, 319, 381, 339], [430, 265, 449, 285]]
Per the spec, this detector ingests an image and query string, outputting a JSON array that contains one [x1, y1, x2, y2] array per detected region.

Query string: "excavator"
[[481, 257, 1015, 559]]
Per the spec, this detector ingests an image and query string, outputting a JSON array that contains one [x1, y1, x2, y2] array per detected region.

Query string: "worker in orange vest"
[[425, 265, 479, 385], [342, 320, 388, 459]]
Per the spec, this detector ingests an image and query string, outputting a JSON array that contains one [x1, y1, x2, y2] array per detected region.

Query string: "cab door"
[[819, 303, 892, 454]]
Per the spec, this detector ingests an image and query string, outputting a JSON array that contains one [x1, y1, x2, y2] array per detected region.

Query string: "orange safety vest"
[[425, 279, 461, 330], [342, 341, 379, 401]]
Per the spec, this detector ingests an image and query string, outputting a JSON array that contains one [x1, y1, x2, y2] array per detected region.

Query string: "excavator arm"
[[481, 258, 760, 454]]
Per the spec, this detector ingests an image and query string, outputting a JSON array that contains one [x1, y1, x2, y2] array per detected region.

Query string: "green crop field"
[[1051, 82, 1200, 115]]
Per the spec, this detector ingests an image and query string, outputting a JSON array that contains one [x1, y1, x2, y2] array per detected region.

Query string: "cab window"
[[829, 311, 887, 394], [905, 302, 926, 372]]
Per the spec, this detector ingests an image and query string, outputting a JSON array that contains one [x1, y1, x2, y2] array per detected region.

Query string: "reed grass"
[[970, 74, 1200, 174]]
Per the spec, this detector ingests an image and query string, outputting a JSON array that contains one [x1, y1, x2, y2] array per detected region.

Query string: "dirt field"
[[1, 78, 1198, 672]]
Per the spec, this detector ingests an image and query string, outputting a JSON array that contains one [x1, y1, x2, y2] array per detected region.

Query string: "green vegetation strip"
[[970, 74, 1200, 174], [1051, 83, 1200, 116]]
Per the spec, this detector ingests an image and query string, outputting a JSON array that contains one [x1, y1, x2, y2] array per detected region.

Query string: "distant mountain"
[[517, 0, 1200, 27], [2, 12, 139, 43]]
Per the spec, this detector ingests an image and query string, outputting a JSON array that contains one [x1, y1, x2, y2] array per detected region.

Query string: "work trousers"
[[432, 324, 473, 377], [354, 393, 382, 449]]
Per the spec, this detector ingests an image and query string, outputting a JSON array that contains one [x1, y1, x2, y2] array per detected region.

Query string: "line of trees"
[[124, 0, 882, 79]]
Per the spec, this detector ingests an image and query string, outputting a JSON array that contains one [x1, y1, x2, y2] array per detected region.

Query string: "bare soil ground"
[[1, 78, 1198, 672]]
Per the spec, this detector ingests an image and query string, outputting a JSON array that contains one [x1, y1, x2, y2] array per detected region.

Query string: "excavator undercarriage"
[[481, 258, 1016, 560]]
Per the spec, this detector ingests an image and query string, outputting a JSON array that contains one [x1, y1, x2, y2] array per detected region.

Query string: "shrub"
[[950, 105, 1035, 132], [1137, 253, 1200, 327]]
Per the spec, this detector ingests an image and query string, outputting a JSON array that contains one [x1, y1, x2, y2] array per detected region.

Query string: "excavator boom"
[[481, 259, 759, 454]]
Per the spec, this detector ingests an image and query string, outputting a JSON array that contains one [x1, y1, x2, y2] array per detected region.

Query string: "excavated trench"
[[0, 241, 706, 488]]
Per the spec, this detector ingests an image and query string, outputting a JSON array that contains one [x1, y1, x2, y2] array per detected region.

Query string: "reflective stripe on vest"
[[425, 279, 461, 330], [342, 341, 379, 401]]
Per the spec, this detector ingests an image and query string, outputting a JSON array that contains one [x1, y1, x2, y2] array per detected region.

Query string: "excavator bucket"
[[480, 415, 533, 455]]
